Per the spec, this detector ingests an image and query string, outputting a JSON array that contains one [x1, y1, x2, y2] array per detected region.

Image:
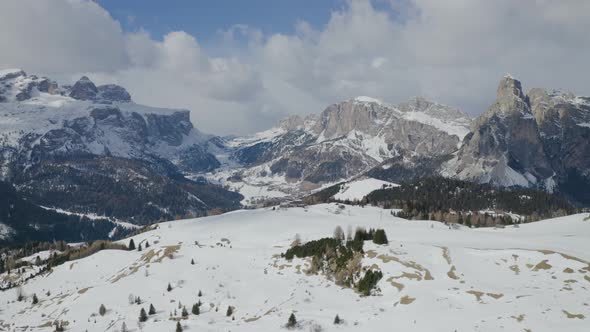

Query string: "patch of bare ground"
[[511, 314, 525, 322], [400, 295, 415, 305], [447, 266, 459, 280], [155, 244, 181, 263], [367, 249, 434, 280], [487, 292, 504, 299], [510, 264, 520, 275], [466, 290, 485, 302], [531, 260, 552, 271], [77, 287, 91, 294], [466, 290, 503, 302], [562, 310, 585, 319], [440, 246, 452, 265], [385, 277, 404, 291]]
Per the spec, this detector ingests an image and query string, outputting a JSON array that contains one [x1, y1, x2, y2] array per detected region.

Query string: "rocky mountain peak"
[[67, 76, 131, 103], [527, 88, 552, 123], [97, 84, 131, 102], [278, 114, 305, 131], [352, 96, 383, 105], [398, 96, 471, 122], [443, 76, 553, 188], [0, 69, 60, 102], [0, 68, 26, 80], [313, 98, 386, 138], [497, 75, 526, 103], [479, 75, 532, 120], [69, 76, 98, 100]]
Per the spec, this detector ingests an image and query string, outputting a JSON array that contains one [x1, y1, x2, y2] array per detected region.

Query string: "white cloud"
[[0, 0, 129, 74], [1, 0, 589, 135]]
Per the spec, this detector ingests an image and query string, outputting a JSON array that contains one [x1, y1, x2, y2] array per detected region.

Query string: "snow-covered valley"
[[1, 204, 589, 331]]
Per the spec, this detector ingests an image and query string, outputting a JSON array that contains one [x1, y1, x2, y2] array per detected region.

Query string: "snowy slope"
[[1, 205, 588, 332], [205, 96, 471, 205], [333, 178, 399, 201]]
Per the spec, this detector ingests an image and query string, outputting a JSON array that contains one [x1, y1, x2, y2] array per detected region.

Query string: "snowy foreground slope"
[[1, 205, 589, 332]]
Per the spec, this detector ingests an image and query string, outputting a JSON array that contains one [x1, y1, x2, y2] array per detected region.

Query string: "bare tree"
[[291, 233, 302, 248], [333, 226, 345, 241]]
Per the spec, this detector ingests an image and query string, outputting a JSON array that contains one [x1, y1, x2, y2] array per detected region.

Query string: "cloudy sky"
[[1, 0, 589, 135]]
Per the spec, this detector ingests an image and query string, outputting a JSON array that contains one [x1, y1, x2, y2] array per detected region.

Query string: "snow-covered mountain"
[[2, 204, 589, 331], [2, 68, 590, 242], [441, 75, 590, 204], [0, 69, 241, 236], [0, 69, 219, 173], [207, 96, 472, 206]]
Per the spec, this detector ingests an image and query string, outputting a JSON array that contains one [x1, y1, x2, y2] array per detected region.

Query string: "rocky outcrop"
[[442, 76, 590, 204], [225, 96, 471, 199], [97, 84, 131, 102], [0, 70, 240, 224], [528, 88, 590, 203], [69, 76, 98, 100], [0, 70, 59, 102], [442, 76, 553, 187]]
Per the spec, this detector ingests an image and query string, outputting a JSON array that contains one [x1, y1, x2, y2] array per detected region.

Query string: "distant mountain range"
[[1, 68, 589, 243], [217, 75, 590, 206]]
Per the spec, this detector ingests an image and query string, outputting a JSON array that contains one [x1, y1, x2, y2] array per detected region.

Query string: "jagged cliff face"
[[0, 70, 220, 174], [528, 88, 590, 203], [442, 76, 553, 188], [441, 76, 590, 204], [0, 70, 240, 224], [214, 96, 471, 204]]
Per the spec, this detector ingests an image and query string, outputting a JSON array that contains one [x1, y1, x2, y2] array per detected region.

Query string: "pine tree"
[[99, 304, 106, 316], [32, 293, 38, 304], [176, 321, 183, 332], [145, 241, 150, 248], [149, 304, 156, 315], [372, 229, 388, 245], [167, 283, 173, 292], [192, 303, 200, 315], [287, 313, 297, 328], [181, 306, 189, 318], [226, 306, 233, 317], [138, 243, 142, 251], [139, 308, 148, 322], [121, 322, 128, 332], [128, 239, 136, 250], [191, 258, 195, 265], [333, 225, 345, 241], [334, 314, 341, 324], [198, 290, 202, 297]]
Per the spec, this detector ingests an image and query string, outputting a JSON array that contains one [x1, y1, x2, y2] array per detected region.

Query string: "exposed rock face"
[[69, 76, 98, 100], [218, 96, 471, 201], [442, 76, 590, 204], [67, 77, 132, 103], [0, 69, 59, 102], [442, 76, 552, 187], [97, 84, 131, 102], [528, 88, 590, 203], [0, 71, 240, 224]]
